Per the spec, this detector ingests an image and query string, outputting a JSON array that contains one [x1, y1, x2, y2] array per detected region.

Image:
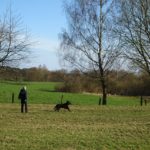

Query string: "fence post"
[[140, 96, 143, 106], [99, 97, 101, 105], [60, 94, 63, 104], [144, 99, 147, 106], [12, 92, 14, 103]]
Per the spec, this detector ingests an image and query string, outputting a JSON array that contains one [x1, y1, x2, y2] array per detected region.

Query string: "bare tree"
[[59, 0, 120, 105], [0, 8, 31, 67], [114, 0, 150, 76]]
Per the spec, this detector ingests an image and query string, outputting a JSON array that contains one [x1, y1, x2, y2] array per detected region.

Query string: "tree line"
[[0, 66, 149, 96]]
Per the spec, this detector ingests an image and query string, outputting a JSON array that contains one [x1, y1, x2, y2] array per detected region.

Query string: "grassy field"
[[0, 81, 149, 150], [0, 81, 140, 106], [0, 104, 150, 150]]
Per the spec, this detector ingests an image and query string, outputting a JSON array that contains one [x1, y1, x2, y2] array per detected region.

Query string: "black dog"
[[54, 101, 71, 112]]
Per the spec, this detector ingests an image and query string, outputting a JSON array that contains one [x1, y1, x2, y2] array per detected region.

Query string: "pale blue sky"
[[0, 0, 67, 70]]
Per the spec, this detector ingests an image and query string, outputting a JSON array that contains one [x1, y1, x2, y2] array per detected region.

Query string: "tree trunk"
[[98, 0, 107, 105], [101, 80, 107, 105]]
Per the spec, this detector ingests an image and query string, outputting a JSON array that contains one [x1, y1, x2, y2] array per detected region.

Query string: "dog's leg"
[[67, 107, 71, 111]]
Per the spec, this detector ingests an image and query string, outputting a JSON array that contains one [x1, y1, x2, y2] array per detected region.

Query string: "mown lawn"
[[0, 104, 150, 150]]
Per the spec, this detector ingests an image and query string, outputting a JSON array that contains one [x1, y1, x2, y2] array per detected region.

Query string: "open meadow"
[[0, 81, 140, 105], [0, 81, 150, 150]]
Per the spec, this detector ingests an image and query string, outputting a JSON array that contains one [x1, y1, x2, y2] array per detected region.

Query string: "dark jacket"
[[18, 88, 27, 103]]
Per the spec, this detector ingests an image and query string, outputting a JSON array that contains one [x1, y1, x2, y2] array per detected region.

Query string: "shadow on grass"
[[0, 81, 29, 86], [38, 88, 68, 93], [38, 88, 57, 93]]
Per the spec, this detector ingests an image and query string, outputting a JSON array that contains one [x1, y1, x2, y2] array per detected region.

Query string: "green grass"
[[0, 81, 140, 106], [0, 104, 150, 150]]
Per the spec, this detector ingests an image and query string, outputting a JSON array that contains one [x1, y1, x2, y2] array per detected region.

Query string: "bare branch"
[[0, 7, 31, 67]]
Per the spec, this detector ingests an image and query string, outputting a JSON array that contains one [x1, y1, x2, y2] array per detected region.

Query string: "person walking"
[[18, 86, 28, 113]]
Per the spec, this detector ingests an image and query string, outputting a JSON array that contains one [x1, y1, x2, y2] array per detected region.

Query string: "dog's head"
[[66, 100, 71, 105]]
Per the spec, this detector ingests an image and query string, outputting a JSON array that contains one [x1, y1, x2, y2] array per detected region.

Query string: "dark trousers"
[[21, 102, 28, 113]]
